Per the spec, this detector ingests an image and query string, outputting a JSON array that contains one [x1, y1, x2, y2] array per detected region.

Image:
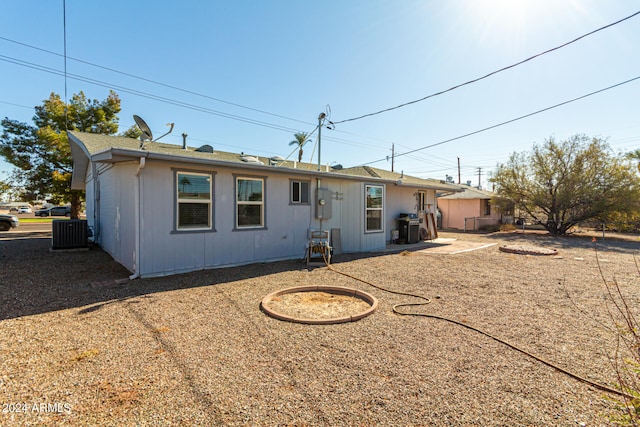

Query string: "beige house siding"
[[439, 196, 501, 231]]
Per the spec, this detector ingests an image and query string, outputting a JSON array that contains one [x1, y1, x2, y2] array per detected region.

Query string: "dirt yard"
[[1, 230, 639, 426]]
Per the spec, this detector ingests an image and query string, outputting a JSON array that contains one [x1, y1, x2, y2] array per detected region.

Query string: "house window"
[[176, 172, 212, 230], [290, 180, 310, 204], [365, 184, 383, 232], [236, 177, 264, 228], [483, 199, 491, 215], [417, 191, 427, 212]]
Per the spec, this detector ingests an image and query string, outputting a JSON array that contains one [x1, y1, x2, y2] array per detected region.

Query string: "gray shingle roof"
[[69, 131, 463, 192], [438, 186, 496, 199]]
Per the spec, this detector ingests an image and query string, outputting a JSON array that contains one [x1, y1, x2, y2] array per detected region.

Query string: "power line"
[[0, 35, 313, 128], [0, 100, 33, 109], [0, 49, 390, 152], [356, 76, 640, 167], [335, 10, 640, 124], [0, 54, 307, 135]]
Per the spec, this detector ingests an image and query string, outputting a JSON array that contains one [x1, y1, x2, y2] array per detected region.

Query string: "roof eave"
[[76, 143, 465, 190], [88, 148, 378, 181], [394, 180, 465, 192], [68, 133, 91, 190]]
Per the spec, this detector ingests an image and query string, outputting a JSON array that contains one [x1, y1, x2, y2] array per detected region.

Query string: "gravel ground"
[[1, 230, 639, 426]]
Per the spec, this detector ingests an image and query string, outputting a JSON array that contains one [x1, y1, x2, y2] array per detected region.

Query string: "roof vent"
[[269, 155, 284, 166], [195, 145, 214, 153], [241, 155, 264, 165]]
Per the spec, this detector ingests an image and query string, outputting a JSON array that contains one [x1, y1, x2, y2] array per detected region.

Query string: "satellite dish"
[[195, 145, 214, 153], [269, 155, 284, 166], [133, 115, 153, 142], [241, 155, 264, 164]]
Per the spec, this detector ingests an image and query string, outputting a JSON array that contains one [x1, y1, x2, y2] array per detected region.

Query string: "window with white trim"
[[417, 191, 427, 212], [236, 177, 264, 228], [290, 180, 310, 204], [176, 172, 212, 230], [365, 184, 383, 232]]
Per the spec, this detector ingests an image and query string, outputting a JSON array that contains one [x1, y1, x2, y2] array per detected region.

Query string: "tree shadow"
[[482, 230, 640, 255], [0, 234, 411, 321]]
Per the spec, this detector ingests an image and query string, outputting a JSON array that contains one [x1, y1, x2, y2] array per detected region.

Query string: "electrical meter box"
[[315, 188, 333, 219]]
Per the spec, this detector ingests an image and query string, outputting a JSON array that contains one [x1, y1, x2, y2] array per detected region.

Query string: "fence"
[[514, 219, 640, 239], [463, 217, 500, 232]]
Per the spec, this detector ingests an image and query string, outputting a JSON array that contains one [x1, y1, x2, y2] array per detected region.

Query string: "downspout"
[[317, 177, 322, 232], [129, 156, 146, 280], [92, 162, 100, 244]]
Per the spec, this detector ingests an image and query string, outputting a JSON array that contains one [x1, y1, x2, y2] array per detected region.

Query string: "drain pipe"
[[92, 162, 100, 244], [317, 177, 322, 232], [129, 156, 147, 280]]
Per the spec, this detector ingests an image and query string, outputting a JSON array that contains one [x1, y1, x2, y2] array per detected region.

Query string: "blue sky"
[[1, 1, 639, 188]]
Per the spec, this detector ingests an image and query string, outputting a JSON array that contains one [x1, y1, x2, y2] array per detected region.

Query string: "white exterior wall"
[[320, 179, 387, 253], [88, 158, 437, 277], [93, 162, 137, 272], [385, 186, 436, 241], [136, 162, 324, 277], [84, 163, 95, 239]]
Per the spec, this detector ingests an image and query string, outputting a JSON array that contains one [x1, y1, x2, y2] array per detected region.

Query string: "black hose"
[[324, 261, 633, 400]]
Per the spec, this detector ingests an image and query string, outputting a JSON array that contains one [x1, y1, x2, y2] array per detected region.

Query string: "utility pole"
[[386, 143, 395, 172], [477, 167, 482, 189], [391, 143, 395, 172], [457, 157, 461, 184], [317, 112, 326, 171]]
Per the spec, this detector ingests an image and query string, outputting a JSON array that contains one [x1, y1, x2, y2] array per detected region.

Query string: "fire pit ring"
[[499, 244, 559, 256], [261, 285, 378, 325]]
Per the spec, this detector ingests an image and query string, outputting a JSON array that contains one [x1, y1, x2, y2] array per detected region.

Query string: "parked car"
[[0, 214, 19, 231], [35, 206, 71, 217], [18, 207, 32, 214]]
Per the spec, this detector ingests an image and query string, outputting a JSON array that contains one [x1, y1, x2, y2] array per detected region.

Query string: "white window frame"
[[417, 191, 427, 212], [290, 179, 310, 205], [236, 177, 265, 229], [175, 171, 213, 231], [365, 184, 384, 233]]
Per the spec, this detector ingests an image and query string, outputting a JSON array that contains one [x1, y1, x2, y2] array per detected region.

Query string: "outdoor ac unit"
[[52, 220, 88, 250]]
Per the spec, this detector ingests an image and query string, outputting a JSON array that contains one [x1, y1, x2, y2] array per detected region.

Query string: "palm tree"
[[289, 132, 309, 163], [179, 176, 191, 194], [627, 149, 640, 172]]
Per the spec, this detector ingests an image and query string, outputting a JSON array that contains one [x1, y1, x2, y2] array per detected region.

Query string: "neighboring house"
[[0, 202, 33, 212], [438, 186, 511, 231], [69, 131, 462, 278]]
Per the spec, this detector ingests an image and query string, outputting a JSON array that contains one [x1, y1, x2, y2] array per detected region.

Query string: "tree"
[[0, 179, 14, 203], [0, 91, 122, 218], [490, 135, 640, 235], [627, 148, 640, 172], [289, 132, 310, 163]]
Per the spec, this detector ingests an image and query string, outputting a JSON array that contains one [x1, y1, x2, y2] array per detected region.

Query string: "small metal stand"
[[306, 230, 331, 266]]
